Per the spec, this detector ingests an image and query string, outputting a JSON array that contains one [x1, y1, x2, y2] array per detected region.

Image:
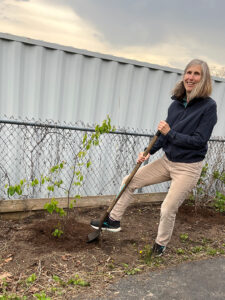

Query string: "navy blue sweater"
[[150, 96, 217, 163]]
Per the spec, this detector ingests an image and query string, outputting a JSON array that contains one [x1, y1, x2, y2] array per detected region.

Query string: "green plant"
[[207, 248, 217, 256], [189, 163, 225, 211], [122, 263, 141, 275], [189, 164, 209, 205], [52, 275, 66, 287], [201, 237, 212, 245], [213, 170, 225, 183], [213, 191, 225, 212], [5, 116, 115, 237], [67, 275, 90, 287], [139, 245, 152, 264], [219, 248, 225, 254], [0, 295, 27, 300], [44, 199, 66, 217], [6, 180, 26, 197], [191, 246, 203, 253], [176, 248, 185, 255], [26, 273, 36, 284], [0, 278, 8, 293], [52, 274, 89, 287], [52, 227, 63, 238], [34, 292, 51, 300], [52, 275, 60, 282], [139, 245, 163, 266], [180, 233, 189, 242]]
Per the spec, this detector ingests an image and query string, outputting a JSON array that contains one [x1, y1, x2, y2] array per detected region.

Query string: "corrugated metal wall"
[[0, 32, 225, 136]]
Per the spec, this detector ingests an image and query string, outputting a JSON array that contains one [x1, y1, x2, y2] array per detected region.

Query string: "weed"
[[180, 233, 189, 242], [201, 237, 212, 245], [213, 170, 225, 184], [139, 245, 164, 267], [176, 248, 185, 255], [190, 164, 225, 211], [139, 245, 152, 264], [1, 279, 8, 293], [50, 287, 63, 296], [182, 256, 189, 261], [67, 275, 90, 287], [0, 295, 27, 300], [207, 248, 217, 256], [52, 274, 89, 287], [34, 292, 51, 300], [52, 275, 60, 282], [189, 164, 208, 206], [26, 273, 36, 284], [213, 192, 225, 212], [191, 246, 203, 253], [122, 263, 141, 275], [52, 227, 63, 238], [152, 257, 164, 267], [52, 275, 66, 287]]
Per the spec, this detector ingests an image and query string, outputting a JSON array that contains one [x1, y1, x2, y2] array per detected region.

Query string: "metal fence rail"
[[0, 118, 224, 200]]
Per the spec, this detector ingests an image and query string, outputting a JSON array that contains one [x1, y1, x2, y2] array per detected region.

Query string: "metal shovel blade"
[[87, 211, 108, 243], [87, 229, 101, 243]]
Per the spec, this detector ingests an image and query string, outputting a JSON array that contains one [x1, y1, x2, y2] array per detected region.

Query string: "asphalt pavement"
[[98, 256, 225, 300]]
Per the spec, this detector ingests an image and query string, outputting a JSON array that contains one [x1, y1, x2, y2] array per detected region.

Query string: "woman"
[[91, 59, 217, 256]]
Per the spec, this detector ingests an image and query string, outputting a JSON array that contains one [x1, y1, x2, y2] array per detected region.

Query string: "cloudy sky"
[[0, 0, 225, 71]]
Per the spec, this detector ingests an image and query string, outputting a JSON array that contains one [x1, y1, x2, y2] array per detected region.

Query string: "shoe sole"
[[91, 225, 121, 232], [153, 253, 164, 257], [152, 247, 166, 257]]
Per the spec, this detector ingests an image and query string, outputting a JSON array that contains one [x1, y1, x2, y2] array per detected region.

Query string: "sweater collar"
[[171, 95, 205, 106]]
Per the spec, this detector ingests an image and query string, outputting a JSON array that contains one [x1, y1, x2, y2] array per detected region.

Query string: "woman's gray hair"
[[172, 59, 212, 100]]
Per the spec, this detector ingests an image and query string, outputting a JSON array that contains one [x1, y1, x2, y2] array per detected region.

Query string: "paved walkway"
[[99, 257, 225, 300]]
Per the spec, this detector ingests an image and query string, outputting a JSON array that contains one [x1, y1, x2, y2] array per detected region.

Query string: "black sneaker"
[[90, 216, 121, 232], [151, 242, 166, 256]]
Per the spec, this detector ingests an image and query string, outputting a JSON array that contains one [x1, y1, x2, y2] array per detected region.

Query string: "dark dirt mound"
[[27, 217, 96, 251], [178, 204, 225, 224]]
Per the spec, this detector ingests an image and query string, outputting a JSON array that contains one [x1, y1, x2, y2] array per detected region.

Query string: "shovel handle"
[[99, 130, 161, 224]]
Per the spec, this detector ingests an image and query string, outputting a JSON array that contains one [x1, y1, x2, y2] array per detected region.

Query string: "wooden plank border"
[[0, 193, 166, 214]]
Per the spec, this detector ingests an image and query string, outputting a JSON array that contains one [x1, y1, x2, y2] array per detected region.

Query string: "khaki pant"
[[110, 155, 203, 246]]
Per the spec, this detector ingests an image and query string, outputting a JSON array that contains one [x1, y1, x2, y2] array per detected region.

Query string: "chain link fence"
[[0, 117, 224, 200]]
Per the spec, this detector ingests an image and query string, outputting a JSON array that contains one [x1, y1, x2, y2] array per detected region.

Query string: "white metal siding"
[[0, 32, 225, 136]]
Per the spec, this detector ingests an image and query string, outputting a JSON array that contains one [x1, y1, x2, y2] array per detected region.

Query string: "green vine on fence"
[[212, 169, 225, 212], [190, 163, 225, 212]]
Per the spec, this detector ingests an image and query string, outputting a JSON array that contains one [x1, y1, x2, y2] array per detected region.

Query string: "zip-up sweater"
[[150, 96, 217, 163]]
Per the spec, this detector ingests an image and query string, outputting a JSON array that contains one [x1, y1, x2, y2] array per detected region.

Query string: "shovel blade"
[[87, 229, 101, 243]]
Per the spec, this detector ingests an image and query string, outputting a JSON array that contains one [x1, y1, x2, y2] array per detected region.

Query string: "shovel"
[[87, 130, 161, 243]]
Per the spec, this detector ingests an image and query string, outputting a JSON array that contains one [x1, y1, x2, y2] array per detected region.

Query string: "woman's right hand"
[[137, 152, 150, 163]]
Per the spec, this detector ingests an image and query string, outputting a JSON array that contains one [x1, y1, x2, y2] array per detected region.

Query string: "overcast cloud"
[[0, 0, 225, 70]]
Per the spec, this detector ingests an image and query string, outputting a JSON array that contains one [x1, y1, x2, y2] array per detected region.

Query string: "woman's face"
[[183, 65, 202, 95]]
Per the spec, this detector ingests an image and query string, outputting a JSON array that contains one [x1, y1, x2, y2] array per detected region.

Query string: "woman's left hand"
[[158, 121, 171, 135]]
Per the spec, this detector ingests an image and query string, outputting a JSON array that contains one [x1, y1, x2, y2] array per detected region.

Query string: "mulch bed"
[[0, 201, 224, 299]]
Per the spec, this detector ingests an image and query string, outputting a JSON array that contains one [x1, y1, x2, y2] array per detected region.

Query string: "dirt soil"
[[0, 201, 225, 299]]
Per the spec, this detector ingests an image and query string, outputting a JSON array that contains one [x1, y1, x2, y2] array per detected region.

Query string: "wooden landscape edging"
[[0, 193, 166, 215]]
